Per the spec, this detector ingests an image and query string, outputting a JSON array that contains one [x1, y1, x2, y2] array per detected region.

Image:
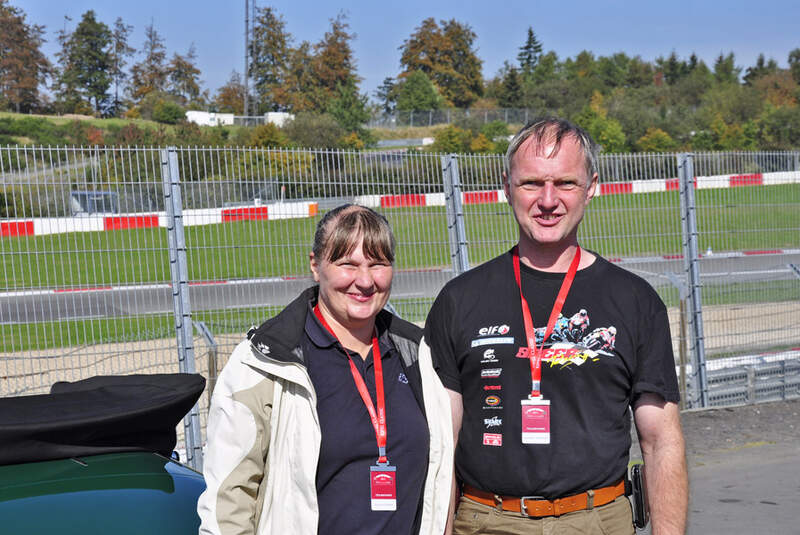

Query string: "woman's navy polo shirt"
[[303, 306, 430, 535]]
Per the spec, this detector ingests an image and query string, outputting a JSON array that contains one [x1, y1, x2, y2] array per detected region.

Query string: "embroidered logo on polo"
[[483, 384, 501, 391], [477, 324, 510, 337], [514, 308, 617, 367], [471, 337, 515, 348], [483, 395, 502, 409], [480, 348, 499, 363], [481, 368, 502, 378], [484, 416, 502, 428], [483, 433, 503, 446]]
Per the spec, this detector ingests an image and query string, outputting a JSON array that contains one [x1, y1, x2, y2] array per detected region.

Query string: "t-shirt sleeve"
[[423, 287, 462, 393], [632, 297, 681, 404]]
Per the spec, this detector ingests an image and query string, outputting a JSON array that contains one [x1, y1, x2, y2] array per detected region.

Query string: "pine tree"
[[312, 12, 358, 106], [168, 44, 202, 107], [249, 6, 291, 112], [499, 67, 522, 108], [374, 77, 396, 114], [517, 27, 543, 74], [128, 22, 168, 101], [109, 17, 135, 116], [55, 10, 112, 114]]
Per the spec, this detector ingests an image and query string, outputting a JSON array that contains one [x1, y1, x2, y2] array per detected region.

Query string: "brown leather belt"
[[462, 479, 626, 518]]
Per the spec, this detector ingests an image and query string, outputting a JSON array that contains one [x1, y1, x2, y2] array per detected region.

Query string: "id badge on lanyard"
[[512, 246, 580, 446], [314, 305, 397, 511]]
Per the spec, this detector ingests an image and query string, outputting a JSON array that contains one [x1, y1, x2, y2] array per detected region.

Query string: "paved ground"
[[633, 399, 800, 534]]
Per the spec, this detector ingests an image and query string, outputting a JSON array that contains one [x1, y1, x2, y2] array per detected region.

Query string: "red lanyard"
[[313, 305, 388, 464], [512, 246, 581, 398]]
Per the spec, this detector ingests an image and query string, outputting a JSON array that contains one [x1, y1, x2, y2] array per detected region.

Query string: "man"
[[424, 118, 687, 535]]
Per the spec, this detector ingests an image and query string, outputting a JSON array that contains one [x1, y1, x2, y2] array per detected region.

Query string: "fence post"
[[161, 147, 203, 470], [442, 154, 470, 275], [678, 152, 708, 408]]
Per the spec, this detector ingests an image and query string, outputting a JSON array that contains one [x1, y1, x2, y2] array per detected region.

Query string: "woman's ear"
[[309, 251, 320, 282]]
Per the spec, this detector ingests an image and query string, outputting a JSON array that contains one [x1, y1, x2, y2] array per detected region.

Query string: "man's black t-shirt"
[[424, 250, 680, 499]]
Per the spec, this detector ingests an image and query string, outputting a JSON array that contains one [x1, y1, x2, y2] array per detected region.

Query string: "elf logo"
[[478, 324, 510, 337]]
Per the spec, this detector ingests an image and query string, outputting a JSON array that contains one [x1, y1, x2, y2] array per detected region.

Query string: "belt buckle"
[[520, 495, 546, 517]]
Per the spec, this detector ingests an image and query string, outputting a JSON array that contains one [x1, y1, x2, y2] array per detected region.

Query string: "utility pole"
[[244, 0, 249, 118]]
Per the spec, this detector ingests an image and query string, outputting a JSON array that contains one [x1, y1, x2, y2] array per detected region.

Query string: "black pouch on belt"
[[629, 460, 650, 530]]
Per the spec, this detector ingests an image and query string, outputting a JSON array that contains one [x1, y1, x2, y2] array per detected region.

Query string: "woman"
[[198, 204, 453, 535]]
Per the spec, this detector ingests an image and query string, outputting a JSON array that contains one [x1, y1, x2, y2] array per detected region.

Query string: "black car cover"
[[0, 373, 206, 466]]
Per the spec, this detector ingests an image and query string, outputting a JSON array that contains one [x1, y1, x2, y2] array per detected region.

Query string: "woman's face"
[[310, 237, 393, 333]]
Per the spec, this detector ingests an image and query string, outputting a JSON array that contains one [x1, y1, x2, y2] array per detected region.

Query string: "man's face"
[[503, 135, 597, 252]]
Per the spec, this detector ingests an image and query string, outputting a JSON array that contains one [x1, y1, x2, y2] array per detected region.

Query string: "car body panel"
[[0, 452, 205, 534]]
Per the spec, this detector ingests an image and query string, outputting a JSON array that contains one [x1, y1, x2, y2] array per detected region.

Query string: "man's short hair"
[[312, 204, 396, 264], [505, 117, 598, 181]]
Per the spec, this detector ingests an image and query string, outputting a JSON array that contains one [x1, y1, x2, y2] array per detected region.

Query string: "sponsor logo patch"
[[481, 368, 502, 378], [471, 337, 515, 347], [484, 416, 502, 428], [484, 395, 501, 406], [478, 325, 511, 337], [483, 384, 502, 391], [483, 433, 503, 446], [481, 348, 499, 363]]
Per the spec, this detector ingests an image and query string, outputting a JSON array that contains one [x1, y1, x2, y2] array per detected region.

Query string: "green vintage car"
[[0, 374, 207, 535]]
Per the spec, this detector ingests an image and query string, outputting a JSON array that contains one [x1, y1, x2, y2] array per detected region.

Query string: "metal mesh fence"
[[2, 145, 799, 454]]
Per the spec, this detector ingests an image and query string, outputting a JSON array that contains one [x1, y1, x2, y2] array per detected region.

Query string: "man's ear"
[[585, 173, 599, 203], [503, 171, 512, 204], [309, 251, 320, 282]]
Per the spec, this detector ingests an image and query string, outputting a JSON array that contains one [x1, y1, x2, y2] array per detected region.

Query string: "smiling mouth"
[[347, 292, 373, 302]]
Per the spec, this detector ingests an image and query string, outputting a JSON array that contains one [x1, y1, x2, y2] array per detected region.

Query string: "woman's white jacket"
[[197, 286, 454, 535]]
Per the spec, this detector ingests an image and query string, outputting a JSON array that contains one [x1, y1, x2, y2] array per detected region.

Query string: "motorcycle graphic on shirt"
[[523, 309, 617, 367]]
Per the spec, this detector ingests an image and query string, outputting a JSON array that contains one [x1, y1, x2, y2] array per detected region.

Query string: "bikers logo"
[[484, 395, 501, 408], [484, 416, 502, 428], [481, 348, 499, 363], [478, 324, 511, 336], [483, 384, 502, 391], [481, 368, 502, 378], [483, 433, 503, 446]]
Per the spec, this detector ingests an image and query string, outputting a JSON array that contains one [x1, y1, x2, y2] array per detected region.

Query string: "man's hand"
[[444, 389, 463, 535], [634, 393, 688, 535]]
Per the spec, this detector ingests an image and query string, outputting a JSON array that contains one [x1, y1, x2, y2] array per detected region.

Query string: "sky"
[[19, 0, 800, 103]]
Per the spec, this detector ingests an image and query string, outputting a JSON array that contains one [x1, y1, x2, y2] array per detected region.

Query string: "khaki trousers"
[[453, 495, 635, 535]]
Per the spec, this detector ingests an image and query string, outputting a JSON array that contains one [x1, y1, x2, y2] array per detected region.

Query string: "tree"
[[374, 77, 396, 114], [743, 54, 778, 86], [312, 12, 358, 105], [517, 27, 543, 74], [0, 0, 50, 112], [277, 41, 317, 112], [656, 51, 689, 85], [55, 10, 112, 114], [109, 17, 135, 116], [636, 127, 678, 152], [399, 18, 483, 108], [394, 70, 443, 111], [498, 66, 522, 108], [326, 78, 370, 138], [283, 112, 345, 148], [128, 22, 168, 102], [713, 52, 741, 85], [168, 44, 202, 107], [789, 48, 800, 85], [249, 6, 291, 112], [213, 70, 245, 113]]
